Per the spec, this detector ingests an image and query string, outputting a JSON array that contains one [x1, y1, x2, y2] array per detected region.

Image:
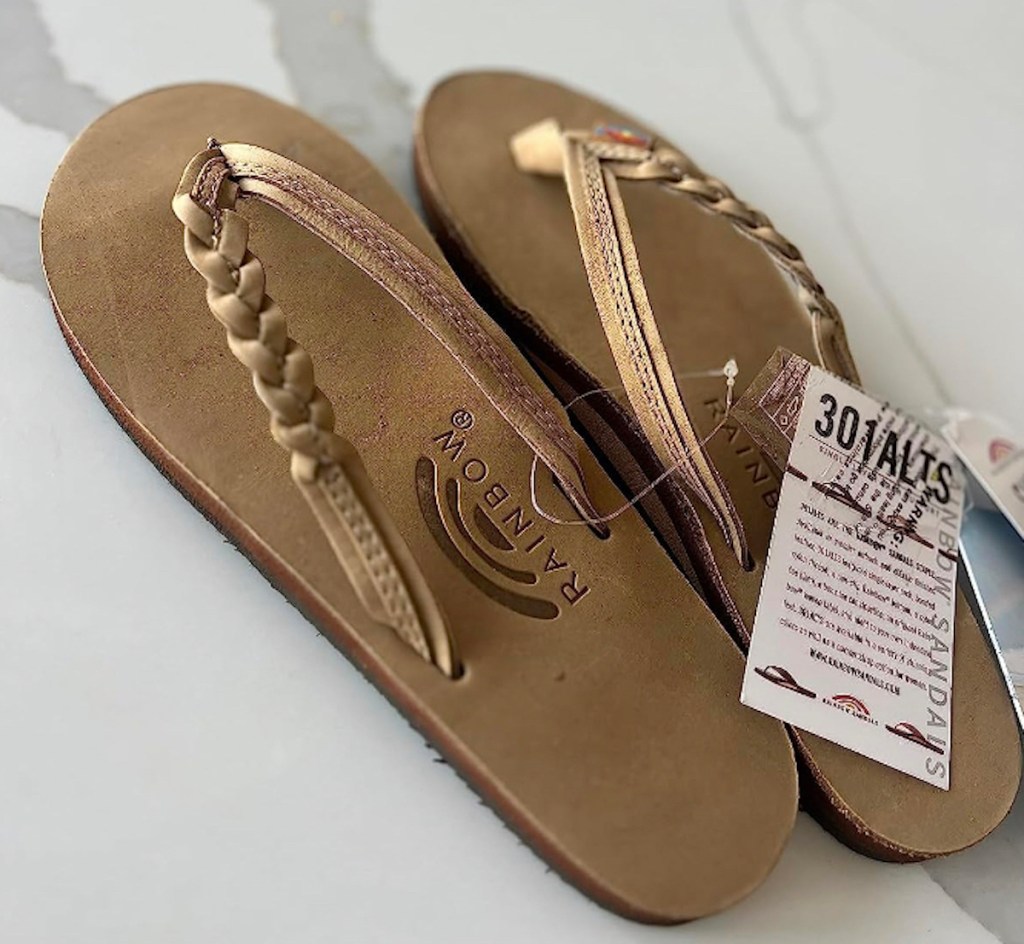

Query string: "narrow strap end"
[[298, 456, 462, 679], [509, 118, 566, 176], [173, 145, 225, 202], [171, 143, 239, 243], [560, 472, 611, 540]]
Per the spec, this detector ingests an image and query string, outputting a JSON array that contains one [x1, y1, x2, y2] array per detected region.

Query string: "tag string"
[[529, 358, 738, 528]]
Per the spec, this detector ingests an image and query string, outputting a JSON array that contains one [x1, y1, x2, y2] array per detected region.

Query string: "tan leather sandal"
[[41, 84, 800, 923], [414, 70, 1022, 862]]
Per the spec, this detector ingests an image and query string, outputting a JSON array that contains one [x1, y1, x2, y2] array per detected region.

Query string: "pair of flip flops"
[[41, 74, 1021, 924]]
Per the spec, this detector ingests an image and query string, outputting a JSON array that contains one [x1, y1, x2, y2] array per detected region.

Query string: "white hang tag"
[[942, 413, 1024, 541], [740, 364, 964, 789], [942, 414, 1024, 731]]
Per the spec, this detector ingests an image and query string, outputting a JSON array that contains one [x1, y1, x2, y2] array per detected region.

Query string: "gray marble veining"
[[263, 0, 416, 195]]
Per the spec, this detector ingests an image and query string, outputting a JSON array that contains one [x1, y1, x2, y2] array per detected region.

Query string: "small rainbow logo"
[[831, 694, 870, 716], [593, 124, 653, 149], [989, 438, 1017, 465]]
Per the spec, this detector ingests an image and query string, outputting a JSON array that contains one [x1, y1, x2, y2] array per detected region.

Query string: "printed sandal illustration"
[[799, 470, 961, 564], [40, 84, 800, 925], [754, 665, 816, 699], [414, 70, 1022, 862], [885, 722, 945, 755], [811, 480, 870, 517]]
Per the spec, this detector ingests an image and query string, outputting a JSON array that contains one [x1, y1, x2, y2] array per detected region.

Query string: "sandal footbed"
[[414, 70, 1022, 860], [42, 83, 800, 922]]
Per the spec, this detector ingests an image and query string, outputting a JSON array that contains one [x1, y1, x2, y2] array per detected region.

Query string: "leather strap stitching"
[[230, 160, 578, 462], [222, 154, 604, 536], [557, 131, 749, 561]]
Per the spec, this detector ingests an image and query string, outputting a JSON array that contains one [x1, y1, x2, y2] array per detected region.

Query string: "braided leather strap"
[[655, 149, 857, 381], [204, 144, 604, 539], [512, 119, 861, 565], [513, 120, 858, 381], [172, 145, 459, 678], [513, 120, 749, 563]]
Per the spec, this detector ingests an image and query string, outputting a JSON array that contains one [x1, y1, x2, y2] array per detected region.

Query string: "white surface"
[[1, 1, 1022, 941], [34, 0, 293, 104]]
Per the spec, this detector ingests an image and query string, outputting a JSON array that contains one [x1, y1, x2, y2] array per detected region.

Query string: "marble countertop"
[[2, 0, 1022, 940]]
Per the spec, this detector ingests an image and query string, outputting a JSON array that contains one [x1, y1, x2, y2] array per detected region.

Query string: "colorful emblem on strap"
[[593, 124, 653, 149]]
